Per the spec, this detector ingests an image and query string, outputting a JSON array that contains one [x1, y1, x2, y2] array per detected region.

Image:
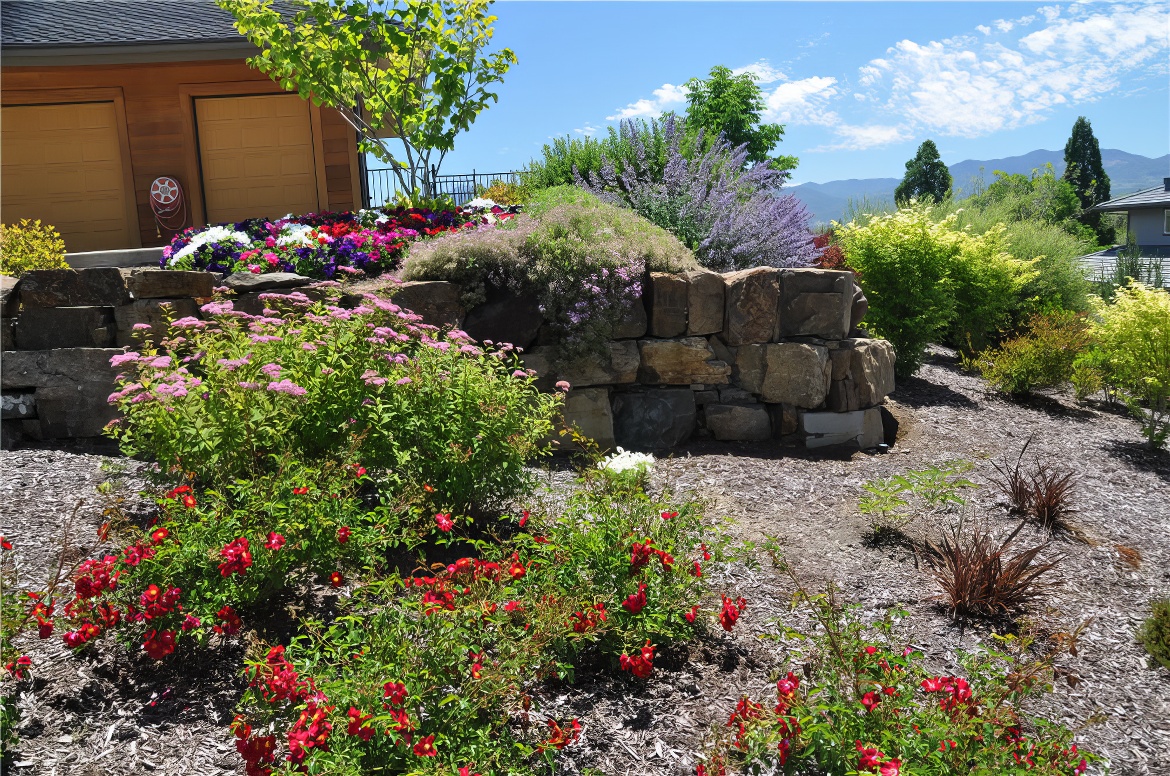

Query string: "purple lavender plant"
[[576, 116, 817, 271]]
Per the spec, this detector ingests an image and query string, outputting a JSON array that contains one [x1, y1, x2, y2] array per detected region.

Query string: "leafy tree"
[[895, 140, 953, 204], [682, 65, 795, 172], [219, 0, 516, 197], [1062, 116, 1113, 243]]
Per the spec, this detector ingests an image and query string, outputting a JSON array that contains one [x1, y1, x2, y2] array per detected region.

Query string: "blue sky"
[[404, 0, 1169, 185]]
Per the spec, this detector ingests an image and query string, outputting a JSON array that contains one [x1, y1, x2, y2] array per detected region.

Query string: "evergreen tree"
[[895, 140, 952, 203], [1062, 116, 1113, 243]]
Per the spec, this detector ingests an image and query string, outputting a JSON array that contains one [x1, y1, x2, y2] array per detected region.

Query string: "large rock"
[[1, 319, 13, 351], [523, 341, 640, 390], [15, 306, 116, 349], [766, 402, 800, 437], [723, 267, 779, 346], [223, 272, 312, 293], [705, 403, 771, 441], [827, 338, 896, 412], [801, 408, 883, 450], [638, 337, 731, 385], [114, 298, 201, 347], [612, 389, 696, 450], [127, 269, 215, 300], [391, 281, 465, 329], [613, 296, 648, 339], [0, 348, 121, 438], [759, 342, 831, 408], [850, 283, 869, 333], [646, 272, 687, 337], [18, 268, 130, 307], [686, 270, 724, 336], [776, 269, 853, 340], [733, 344, 766, 394], [554, 387, 615, 450], [462, 291, 544, 349], [1, 276, 19, 317]]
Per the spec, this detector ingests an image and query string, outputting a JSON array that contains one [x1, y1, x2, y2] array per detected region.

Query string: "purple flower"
[[395, 377, 412, 386], [110, 352, 141, 367], [260, 363, 283, 378]]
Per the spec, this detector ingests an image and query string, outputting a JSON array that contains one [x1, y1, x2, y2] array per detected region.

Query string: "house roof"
[[1091, 185, 1170, 212], [1, 1, 244, 48]]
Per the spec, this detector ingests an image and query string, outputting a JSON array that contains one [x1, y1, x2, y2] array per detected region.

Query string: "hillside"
[[791, 148, 1170, 226]]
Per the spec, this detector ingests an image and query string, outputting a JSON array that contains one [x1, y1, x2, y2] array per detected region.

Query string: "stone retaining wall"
[[1, 267, 897, 451]]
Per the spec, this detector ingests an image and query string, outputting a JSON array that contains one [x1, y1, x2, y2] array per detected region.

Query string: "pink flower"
[[265, 532, 286, 550], [434, 513, 454, 532], [267, 379, 307, 396], [860, 691, 882, 712], [555, 380, 571, 392]]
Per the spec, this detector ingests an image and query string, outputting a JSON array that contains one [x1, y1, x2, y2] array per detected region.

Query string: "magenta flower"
[[267, 380, 307, 396]]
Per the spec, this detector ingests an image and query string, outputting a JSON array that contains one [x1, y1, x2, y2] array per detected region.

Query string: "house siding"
[[2, 59, 359, 248], [1128, 208, 1170, 246]]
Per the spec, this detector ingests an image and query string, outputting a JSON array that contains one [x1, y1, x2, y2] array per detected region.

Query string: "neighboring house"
[[1, 0, 363, 253], [1079, 178, 1170, 285]]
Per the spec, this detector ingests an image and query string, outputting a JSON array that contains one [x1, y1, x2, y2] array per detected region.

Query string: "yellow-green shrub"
[[0, 219, 67, 276], [478, 179, 530, 205]]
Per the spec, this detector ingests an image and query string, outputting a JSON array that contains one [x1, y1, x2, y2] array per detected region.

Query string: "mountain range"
[[789, 149, 1170, 226]]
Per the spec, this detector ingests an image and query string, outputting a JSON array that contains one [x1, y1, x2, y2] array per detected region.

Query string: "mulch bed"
[[2, 347, 1167, 775]]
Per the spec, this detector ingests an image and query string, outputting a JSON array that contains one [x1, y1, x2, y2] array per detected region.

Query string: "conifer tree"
[[895, 140, 952, 204], [1062, 116, 1113, 243]]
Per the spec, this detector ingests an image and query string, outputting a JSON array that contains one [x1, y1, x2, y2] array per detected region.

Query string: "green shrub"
[[1082, 283, 1170, 448], [477, 179, 531, 205], [835, 202, 1034, 378], [522, 119, 675, 191], [969, 311, 1092, 396], [859, 461, 975, 538], [701, 590, 1096, 776], [106, 291, 561, 511], [404, 187, 697, 360], [1138, 598, 1170, 671], [0, 219, 67, 276]]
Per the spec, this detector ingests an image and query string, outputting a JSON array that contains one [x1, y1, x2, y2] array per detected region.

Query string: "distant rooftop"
[[1, 1, 243, 48], [1092, 181, 1170, 212]]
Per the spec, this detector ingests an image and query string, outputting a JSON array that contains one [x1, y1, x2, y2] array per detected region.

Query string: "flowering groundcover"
[[161, 202, 520, 279]]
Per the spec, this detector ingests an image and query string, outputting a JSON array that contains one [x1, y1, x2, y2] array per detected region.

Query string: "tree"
[[895, 140, 952, 204], [683, 65, 796, 173], [219, 0, 516, 198], [1062, 116, 1112, 243]]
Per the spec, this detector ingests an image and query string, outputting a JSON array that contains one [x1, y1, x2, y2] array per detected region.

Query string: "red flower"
[[4, 655, 32, 679], [508, 551, 526, 580], [352, 464, 367, 478], [685, 604, 700, 623], [860, 691, 882, 713], [122, 543, 156, 567], [434, 513, 454, 532], [540, 718, 581, 751], [879, 759, 902, 776], [621, 583, 648, 614], [181, 494, 197, 509], [619, 640, 655, 678], [213, 605, 242, 635], [629, 539, 655, 570], [661, 511, 678, 520], [63, 622, 101, 648], [329, 571, 344, 588], [719, 595, 746, 632], [346, 707, 375, 741], [383, 681, 407, 706], [143, 629, 176, 660], [518, 510, 529, 528], [857, 741, 884, 770], [218, 537, 252, 577], [292, 486, 309, 495], [337, 526, 351, 544], [0, 536, 11, 550], [181, 614, 201, 631], [413, 734, 437, 757], [150, 527, 169, 545], [38, 618, 54, 639], [265, 532, 286, 551], [691, 561, 702, 578]]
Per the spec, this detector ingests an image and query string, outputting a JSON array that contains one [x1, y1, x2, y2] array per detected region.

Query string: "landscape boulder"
[[776, 269, 853, 340], [613, 296, 648, 339], [638, 337, 731, 385], [759, 342, 831, 408], [723, 267, 779, 346], [705, 403, 771, 441], [554, 387, 615, 450], [612, 389, 696, 450], [223, 272, 312, 293], [0, 348, 121, 438], [685, 270, 725, 336], [114, 298, 201, 346], [15, 306, 116, 350], [827, 338, 896, 412], [390, 281, 465, 329], [127, 269, 215, 300], [18, 268, 130, 307], [1, 276, 19, 317], [801, 408, 884, 450], [461, 290, 544, 349], [523, 341, 640, 390], [646, 272, 688, 337]]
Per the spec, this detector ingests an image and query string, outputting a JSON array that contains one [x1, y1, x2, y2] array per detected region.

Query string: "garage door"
[[1, 102, 133, 252], [196, 94, 320, 225]]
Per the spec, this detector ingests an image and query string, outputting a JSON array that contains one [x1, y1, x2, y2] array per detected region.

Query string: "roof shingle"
[[1092, 185, 1170, 212], [1, 0, 244, 48]]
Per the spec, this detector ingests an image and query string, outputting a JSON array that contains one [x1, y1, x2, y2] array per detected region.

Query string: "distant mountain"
[[789, 149, 1170, 226]]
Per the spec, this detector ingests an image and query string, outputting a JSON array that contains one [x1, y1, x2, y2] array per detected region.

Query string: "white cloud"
[[994, 19, 1015, 33], [761, 76, 839, 123], [605, 83, 687, 121], [814, 123, 913, 152], [857, 2, 1169, 139], [574, 124, 599, 137], [976, 25, 991, 36], [733, 59, 787, 84]]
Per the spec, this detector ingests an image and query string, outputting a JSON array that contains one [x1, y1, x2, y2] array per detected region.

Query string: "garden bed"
[[1, 347, 1167, 775]]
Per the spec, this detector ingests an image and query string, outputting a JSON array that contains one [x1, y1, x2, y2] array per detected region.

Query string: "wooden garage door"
[[1, 102, 133, 252], [196, 94, 320, 224]]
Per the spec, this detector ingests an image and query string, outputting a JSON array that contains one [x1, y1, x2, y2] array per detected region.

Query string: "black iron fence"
[[364, 168, 522, 207]]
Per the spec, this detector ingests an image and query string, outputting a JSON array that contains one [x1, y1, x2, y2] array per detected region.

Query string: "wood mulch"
[[2, 347, 1167, 775]]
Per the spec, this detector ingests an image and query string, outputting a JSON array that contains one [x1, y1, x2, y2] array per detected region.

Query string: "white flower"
[[463, 197, 498, 211], [598, 447, 655, 474], [169, 225, 251, 265], [275, 223, 315, 247]]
